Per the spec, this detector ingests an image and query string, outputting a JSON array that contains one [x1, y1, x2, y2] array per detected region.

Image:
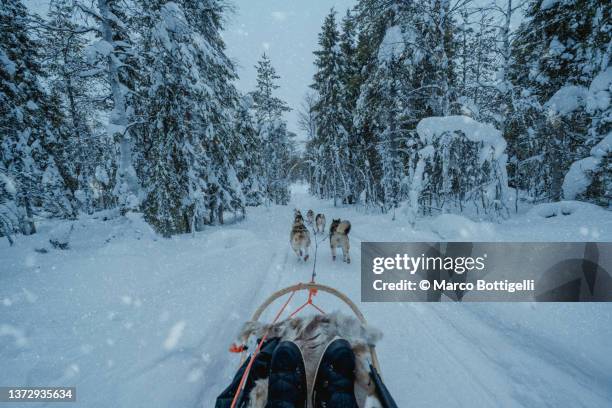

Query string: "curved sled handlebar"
[[250, 282, 382, 374]]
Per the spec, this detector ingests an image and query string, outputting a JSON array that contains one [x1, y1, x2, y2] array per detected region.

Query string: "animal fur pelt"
[[237, 313, 384, 408]]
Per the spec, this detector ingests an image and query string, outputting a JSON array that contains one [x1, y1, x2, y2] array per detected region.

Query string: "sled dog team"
[[290, 209, 351, 264]]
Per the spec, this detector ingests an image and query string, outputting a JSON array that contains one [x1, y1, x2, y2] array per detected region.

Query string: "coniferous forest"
[[1, 2, 612, 407], [1, 0, 610, 242], [1, 0, 296, 240], [303, 0, 610, 217]]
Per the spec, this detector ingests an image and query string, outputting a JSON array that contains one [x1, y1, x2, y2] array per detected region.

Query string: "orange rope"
[[289, 287, 325, 318]]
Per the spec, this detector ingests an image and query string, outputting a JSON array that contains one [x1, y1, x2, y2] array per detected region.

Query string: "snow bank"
[[526, 200, 596, 219], [416, 115, 506, 161], [429, 214, 496, 240], [49, 222, 74, 249]]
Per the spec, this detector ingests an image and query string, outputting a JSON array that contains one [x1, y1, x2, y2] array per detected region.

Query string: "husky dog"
[[306, 209, 314, 226], [290, 216, 311, 261], [293, 209, 303, 223], [330, 219, 351, 263], [315, 213, 326, 234]]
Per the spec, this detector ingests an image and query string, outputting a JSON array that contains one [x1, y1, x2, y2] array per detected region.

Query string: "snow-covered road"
[[1, 185, 611, 407]]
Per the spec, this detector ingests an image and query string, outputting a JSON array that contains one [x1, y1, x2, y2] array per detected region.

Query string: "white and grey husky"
[[315, 213, 326, 234], [290, 216, 311, 261], [329, 219, 351, 263]]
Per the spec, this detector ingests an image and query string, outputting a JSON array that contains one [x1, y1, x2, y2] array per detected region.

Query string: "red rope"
[[229, 289, 298, 408]]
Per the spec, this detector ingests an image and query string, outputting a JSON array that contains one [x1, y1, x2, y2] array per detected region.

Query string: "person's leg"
[[215, 337, 280, 408], [266, 341, 307, 408], [312, 338, 359, 408]]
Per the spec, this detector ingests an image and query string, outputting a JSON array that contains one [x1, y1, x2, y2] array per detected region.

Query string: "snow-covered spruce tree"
[[350, 0, 464, 210], [139, 1, 244, 236], [509, 0, 610, 202], [251, 53, 292, 205], [233, 94, 265, 207], [0, 163, 17, 245], [559, 68, 611, 206], [309, 10, 353, 206], [454, 9, 498, 122], [410, 116, 510, 220], [84, 0, 142, 212], [178, 0, 245, 224], [1, 0, 75, 237], [338, 10, 366, 204], [41, 0, 111, 214], [413, 0, 458, 118], [365, 19, 412, 213]]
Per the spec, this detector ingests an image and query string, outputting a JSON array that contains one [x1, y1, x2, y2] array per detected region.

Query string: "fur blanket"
[[236, 312, 384, 408]]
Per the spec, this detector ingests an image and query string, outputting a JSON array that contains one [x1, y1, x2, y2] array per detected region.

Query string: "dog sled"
[[219, 282, 398, 408]]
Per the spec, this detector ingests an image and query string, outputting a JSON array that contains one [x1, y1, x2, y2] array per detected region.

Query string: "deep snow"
[[1, 185, 611, 407]]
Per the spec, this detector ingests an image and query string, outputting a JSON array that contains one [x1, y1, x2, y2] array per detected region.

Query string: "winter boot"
[[266, 341, 307, 408], [312, 338, 359, 408]]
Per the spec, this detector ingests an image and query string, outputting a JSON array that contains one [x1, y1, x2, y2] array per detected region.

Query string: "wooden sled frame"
[[246, 282, 382, 374]]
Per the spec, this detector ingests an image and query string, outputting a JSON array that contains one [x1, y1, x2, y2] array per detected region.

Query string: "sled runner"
[[222, 282, 398, 408]]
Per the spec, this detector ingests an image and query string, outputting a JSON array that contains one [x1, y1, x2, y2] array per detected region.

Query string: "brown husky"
[[290, 217, 311, 261], [315, 213, 326, 234], [306, 209, 314, 226], [329, 219, 351, 263]]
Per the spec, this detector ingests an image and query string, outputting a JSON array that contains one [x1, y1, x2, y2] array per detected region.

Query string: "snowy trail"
[[1, 185, 612, 407]]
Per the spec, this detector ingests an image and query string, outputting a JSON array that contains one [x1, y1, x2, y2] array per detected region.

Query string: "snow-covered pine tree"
[[0, 163, 17, 245], [509, 0, 610, 202], [454, 8, 498, 122], [351, 1, 419, 210], [41, 0, 110, 214], [310, 10, 352, 206], [179, 0, 245, 224], [251, 53, 292, 205], [233, 94, 265, 207], [84, 0, 142, 212], [1, 0, 75, 237], [416, 0, 458, 117], [139, 1, 244, 235], [338, 10, 364, 204], [252, 54, 290, 120]]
